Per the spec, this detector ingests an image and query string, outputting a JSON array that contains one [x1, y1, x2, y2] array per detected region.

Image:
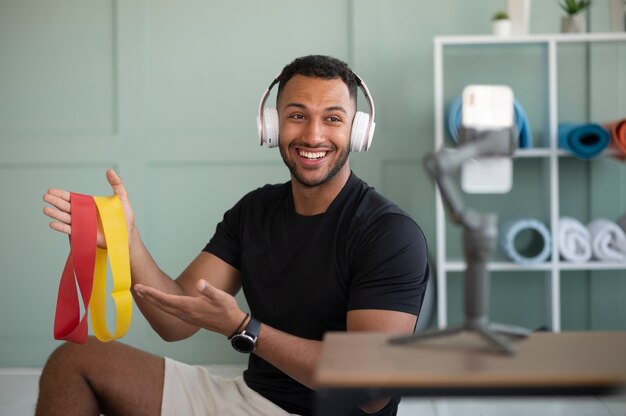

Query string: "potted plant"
[[559, 0, 592, 33], [492, 11, 512, 36], [609, 0, 626, 31]]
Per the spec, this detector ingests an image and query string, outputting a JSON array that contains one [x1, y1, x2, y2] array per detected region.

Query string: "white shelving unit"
[[433, 33, 626, 332]]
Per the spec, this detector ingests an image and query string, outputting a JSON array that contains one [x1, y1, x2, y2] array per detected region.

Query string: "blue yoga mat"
[[447, 96, 533, 148], [558, 123, 610, 160]]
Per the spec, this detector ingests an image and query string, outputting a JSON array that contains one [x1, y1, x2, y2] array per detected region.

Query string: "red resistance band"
[[53, 193, 98, 344]]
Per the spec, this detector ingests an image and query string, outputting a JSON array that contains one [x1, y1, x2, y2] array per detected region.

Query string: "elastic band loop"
[[91, 196, 133, 342], [54, 194, 132, 344], [53, 193, 98, 344]]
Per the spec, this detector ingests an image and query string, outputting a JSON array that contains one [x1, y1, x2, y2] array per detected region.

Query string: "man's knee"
[[41, 336, 107, 379]]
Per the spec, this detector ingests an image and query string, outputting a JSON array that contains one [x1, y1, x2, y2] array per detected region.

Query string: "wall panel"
[[0, 0, 116, 137], [1, 0, 624, 367]]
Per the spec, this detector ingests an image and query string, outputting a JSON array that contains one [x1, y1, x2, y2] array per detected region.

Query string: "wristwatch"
[[230, 316, 260, 353]]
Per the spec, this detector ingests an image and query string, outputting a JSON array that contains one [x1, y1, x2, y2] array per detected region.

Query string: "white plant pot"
[[493, 20, 512, 36], [561, 14, 587, 33]]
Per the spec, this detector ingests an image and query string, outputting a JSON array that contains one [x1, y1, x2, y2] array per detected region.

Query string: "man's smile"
[[297, 149, 328, 160]]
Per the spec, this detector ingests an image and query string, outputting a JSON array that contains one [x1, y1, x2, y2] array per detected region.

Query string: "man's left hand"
[[134, 280, 245, 337]]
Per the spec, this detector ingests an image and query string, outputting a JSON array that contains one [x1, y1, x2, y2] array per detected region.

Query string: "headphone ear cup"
[[350, 111, 373, 152], [262, 108, 279, 148]]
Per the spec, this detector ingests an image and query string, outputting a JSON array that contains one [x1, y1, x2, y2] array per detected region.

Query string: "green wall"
[[1, 0, 624, 366]]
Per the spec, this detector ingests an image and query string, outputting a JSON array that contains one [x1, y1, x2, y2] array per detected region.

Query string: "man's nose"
[[302, 119, 324, 145]]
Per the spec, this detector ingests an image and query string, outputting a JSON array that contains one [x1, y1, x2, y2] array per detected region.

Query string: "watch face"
[[231, 334, 256, 353]]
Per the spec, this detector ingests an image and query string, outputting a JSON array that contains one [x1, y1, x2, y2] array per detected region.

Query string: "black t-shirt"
[[204, 172, 428, 415]]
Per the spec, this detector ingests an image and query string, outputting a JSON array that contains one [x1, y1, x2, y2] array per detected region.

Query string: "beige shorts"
[[161, 357, 300, 416]]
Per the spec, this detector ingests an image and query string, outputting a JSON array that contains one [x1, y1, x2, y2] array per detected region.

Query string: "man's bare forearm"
[[128, 228, 200, 340]]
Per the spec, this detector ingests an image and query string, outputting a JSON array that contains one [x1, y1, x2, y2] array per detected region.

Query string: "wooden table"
[[313, 331, 626, 415]]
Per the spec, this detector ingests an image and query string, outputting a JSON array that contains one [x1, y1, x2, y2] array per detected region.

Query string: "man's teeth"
[[299, 150, 327, 160]]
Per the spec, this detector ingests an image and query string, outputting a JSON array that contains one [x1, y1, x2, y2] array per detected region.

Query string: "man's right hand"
[[43, 169, 136, 248]]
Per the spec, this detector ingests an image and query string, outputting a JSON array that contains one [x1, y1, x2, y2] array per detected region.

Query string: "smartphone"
[[460, 85, 514, 194]]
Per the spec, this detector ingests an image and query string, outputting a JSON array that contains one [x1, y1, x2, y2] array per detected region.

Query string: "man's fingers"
[[106, 169, 129, 200], [49, 221, 71, 236], [43, 206, 71, 224], [135, 285, 186, 307], [43, 192, 71, 213], [141, 295, 180, 317], [134, 285, 183, 314], [196, 279, 222, 300], [46, 188, 71, 201], [43, 192, 72, 236]]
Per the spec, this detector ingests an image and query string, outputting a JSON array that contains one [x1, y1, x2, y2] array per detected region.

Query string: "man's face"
[[277, 75, 355, 188]]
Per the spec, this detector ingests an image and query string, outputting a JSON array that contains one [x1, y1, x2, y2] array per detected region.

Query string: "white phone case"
[[461, 85, 514, 194]]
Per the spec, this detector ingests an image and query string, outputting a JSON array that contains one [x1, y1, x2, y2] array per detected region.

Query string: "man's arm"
[[253, 309, 416, 390], [131, 247, 243, 341], [132, 282, 416, 390]]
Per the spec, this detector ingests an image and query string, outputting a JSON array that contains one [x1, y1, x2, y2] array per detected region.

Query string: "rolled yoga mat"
[[558, 217, 592, 263], [447, 96, 533, 148], [603, 118, 626, 160], [558, 123, 610, 159], [587, 218, 626, 262], [499, 217, 552, 264]]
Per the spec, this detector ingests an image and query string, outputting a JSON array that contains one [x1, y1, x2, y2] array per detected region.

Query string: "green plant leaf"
[[559, 0, 591, 15], [492, 11, 510, 21]]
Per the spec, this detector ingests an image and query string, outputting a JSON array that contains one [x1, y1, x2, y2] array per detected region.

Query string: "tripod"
[[390, 128, 531, 354]]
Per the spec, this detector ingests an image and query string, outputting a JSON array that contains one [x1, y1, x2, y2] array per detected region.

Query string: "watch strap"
[[230, 316, 261, 353], [228, 313, 250, 340], [242, 316, 260, 339]]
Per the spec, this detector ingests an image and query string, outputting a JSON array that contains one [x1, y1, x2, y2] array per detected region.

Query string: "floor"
[[3, 367, 625, 416]]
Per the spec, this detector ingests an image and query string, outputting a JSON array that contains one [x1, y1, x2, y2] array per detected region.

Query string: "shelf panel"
[[558, 261, 626, 271], [443, 261, 552, 272], [514, 148, 552, 158], [514, 149, 621, 158], [435, 33, 626, 46], [443, 261, 626, 272]]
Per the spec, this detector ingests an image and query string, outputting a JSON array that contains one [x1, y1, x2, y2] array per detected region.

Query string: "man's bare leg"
[[35, 336, 164, 416]]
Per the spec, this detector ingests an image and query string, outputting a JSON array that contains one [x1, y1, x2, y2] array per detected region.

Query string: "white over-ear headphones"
[[256, 72, 376, 152]]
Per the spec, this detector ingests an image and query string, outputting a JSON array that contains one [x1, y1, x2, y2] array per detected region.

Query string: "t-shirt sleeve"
[[347, 213, 429, 316], [203, 198, 243, 270]]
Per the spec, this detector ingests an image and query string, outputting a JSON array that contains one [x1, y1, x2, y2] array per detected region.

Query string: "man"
[[38, 55, 428, 416]]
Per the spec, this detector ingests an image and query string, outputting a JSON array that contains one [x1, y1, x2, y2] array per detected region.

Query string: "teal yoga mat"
[[558, 123, 610, 159]]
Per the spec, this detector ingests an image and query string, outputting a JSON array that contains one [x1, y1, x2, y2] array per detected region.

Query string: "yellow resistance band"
[[91, 196, 133, 342]]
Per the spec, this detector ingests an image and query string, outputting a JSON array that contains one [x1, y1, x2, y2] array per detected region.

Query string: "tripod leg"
[[476, 325, 516, 355], [489, 322, 531, 338], [388, 325, 464, 345]]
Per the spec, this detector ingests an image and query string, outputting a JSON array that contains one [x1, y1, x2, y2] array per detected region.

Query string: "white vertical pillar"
[[609, 0, 626, 32], [548, 39, 561, 332], [507, 0, 531, 35], [433, 38, 448, 329]]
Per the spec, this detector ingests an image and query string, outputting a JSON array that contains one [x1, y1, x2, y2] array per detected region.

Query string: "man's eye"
[[289, 114, 305, 120], [327, 116, 341, 123]]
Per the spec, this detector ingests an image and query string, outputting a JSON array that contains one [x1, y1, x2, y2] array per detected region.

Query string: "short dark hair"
[[276, 55, 358, 103]]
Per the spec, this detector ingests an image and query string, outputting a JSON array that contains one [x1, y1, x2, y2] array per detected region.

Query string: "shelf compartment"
[[433, 32, 626, 332], [443, 261, 626, 272]]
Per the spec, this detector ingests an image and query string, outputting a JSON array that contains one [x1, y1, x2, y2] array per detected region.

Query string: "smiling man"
[[38, 55, 429, 416], [279, 73, 351, 179]]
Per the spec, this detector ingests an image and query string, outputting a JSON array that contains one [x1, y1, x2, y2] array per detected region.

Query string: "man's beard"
[[280, 144, 350, 188]]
